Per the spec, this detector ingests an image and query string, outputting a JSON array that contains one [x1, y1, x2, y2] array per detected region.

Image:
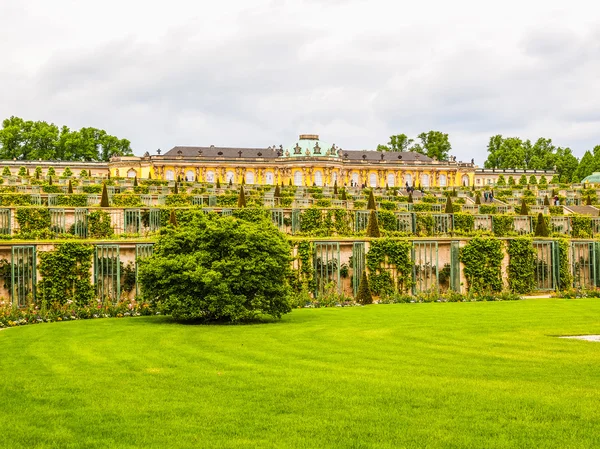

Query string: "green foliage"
[[377, 210, 397, 232], [557, 239, 572, 290], [2, 167, 11, 176], [79, 169, 88, 178], [18, 166, 27, 177], [529, 175, 537, 185], [0, 194, 32, 206], [571, 215, 592, 238], [444, 196, 453, 213], [366, 239, 413, 295], [367, 190, 376, 210], [112, 194, 143, 207], [496, 175, 506, 186], [47, 167, 56, 176], [508, 176, 515, 186], [459, 237, 504, 294], [138, 213, 292, 322], [16, 207, 51, 233], [355, 271, 373, 304], [492, 215, 514, 237], [237, 186, 247, 208], [62, 167, 73, 178], [506, 238, 536, 294], [37, 243, 94, 306], [88, 211, 114, 238], [539, 175, 547, 186], [164, 194, 191, 207], [453, 213, 474, 234], [231, 207, 269, 223], [519, 199, 529, 215]]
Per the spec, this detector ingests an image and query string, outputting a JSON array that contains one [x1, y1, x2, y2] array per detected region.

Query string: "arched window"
[[226, 171, 235, 183], [332, 172, 338, 184], [245, 171, 254, 185], [314, 171, 323, 186], [421, 174, 430, 187], [127, 169, 137, 178], [404, 174, 412, 187], [186, 170, 195, 182], [462, 175, 470, 186], [369, 173, 377, 187], [165, 170, 174, 181], [265, 171, 274, 185], [439, 174, 447, 187], [294, 171, 303, 186], [387, 173, 395, 187], [351, 172, 359, 186], [206, 171, 215, 183]]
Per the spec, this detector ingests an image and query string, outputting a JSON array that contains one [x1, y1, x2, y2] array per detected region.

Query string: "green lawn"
[[1, 299, 600, 449]]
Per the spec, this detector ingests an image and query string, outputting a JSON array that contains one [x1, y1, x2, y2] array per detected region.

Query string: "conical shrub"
[[534, 212, 549, 237], [366, 210, 380, 237], [274, 185, 281, 198], [48, 176, 53, 186], [355, 271, 373, 305], [169, 209, 178, 227], [444, 196, 454, 213], [367, 190, 376, 210], [133, 176, 138, 187], [407, 192, 413, 203], [333, 180, 338, 195], [475, 194, 481, 205], [100, 184, 109, 207], [519, 199, 529, 215], [173, 182, 179, 194], [67, 179, 73, 194], [543, 195, 550, 206], [586, 195, 592, 206], [216, 178, 221, 189], [237, 186, 247, 208], [341, 189, 347, 201]]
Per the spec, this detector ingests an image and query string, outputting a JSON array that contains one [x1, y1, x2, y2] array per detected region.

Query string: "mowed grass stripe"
[[1, 299, 600, 448]]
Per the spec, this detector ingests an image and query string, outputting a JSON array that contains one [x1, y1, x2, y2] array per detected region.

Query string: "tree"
[[67, 179, 73, 194], [169, 209, 178, 226], [518, 175, 528, 186], [586, 195, 593, 206], [366, 210, 380, 237], [137, 212, 292, 322], [18, 166, 26, 177], [543, 195, 550, 206], [444, 196, 454, 213], [79, 169, 88, 178], [48, 175, 53, 186], [62, 167, 73, 178], [534, 213, 549, 237], [529, 175, 537, 185], [2, 167, 11, 176], [475, 193, 481, 205], [508, 176, 515, 186], [341, 189, 347, 201], [407, 192, 413, 203], [575, 151, 595, 182], [377, 134, 414, 152], [333, 180, 338, 195], [539, 175, 547, 186], [133, 176, 138, 187], [355, 271, 373, 305], [367, 190, 376, 210], [237, 186, 247, 208], [173, 182, 179, 194], [47, 167, 56, 176], [412, 131, 451, 160], [484, 135, 525, 169], [519, 199, 528, 216], [100, 184, 109, 207], [496, 175, 506, 186], [554, 147, 579, 182]]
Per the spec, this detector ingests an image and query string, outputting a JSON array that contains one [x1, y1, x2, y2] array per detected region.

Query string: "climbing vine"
[[88, 211, 114, 238], [506, 238, 536, 294], [557, 239, 572, 290], [571, 215, 592, 238], [16, 207, 51, 233], [491, 215, 514, 237], [366, 239, 413, 295], [37, 242, 95, 306], [459, 237, 504, 294]]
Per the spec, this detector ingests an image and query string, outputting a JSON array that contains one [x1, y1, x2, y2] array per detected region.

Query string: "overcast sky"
[[1, 0, 599, 163]]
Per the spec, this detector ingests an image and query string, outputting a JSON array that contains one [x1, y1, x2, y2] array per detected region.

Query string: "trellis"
[[87, 195, 100, 206], [11, 245, 36, 307], [432, 214, 452, 235], [450, 241, 461, 292], [30, 194, 42, 206], [532, 241, 558, 291], [412, 241, 439, 294], [291, 209, 301, 234], [313, 242, 341, 296], [513, 216, 532, 235], [550, 217, 570, 235], [135, 243, 154, 296], [221, 209, 233, 217], [354, 210, 370, 232], [0, 208, 11, 235], [352, 242, 366, 295], [592, 218, 600, 236], [395, 212, 415, 232], [124, 209, 141, 233], [141, 195, 153, 206], [571, 242, 597, 289], [271, 209, 285, 230], [95, 245, 120, 303], [50, 209, 66, 234], [474, 215, 493, 231], [73, 208, 88, 238], [147, 209, 161, 232]]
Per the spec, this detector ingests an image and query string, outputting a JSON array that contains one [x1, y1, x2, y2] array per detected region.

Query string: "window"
[[332, 172, 338, 184], [387, 173, 395, 187], [186, 170, 195, 182], [439, 174, 447, 187], [294, 171, 303, 186], [165, 170, 174, 181], [351, 173, 359, 185], [245, 172, 255, 185], [314, 171, 323, 186], [421, 174, 430, 187], [462, 175, 469, 186], [369, 173, 377, 187], [226, 171, 235, 183], [265, 171, 274, 185], [206, 171, 215, 183], [405, 174, 412, 187], [127, 169, 136, 178]]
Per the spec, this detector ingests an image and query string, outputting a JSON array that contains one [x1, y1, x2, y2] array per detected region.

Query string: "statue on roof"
[[294, 143, 302, 154], [313, 142, 321, 154]]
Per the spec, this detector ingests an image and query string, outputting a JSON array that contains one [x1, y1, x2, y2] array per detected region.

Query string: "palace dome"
[[582, 172, 600, 184], [283, 134, 340, 158]]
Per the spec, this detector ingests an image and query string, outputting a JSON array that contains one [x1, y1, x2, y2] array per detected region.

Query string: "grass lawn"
[[1, 299, 600, 448]]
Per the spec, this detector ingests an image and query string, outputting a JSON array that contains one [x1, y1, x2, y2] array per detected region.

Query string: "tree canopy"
[[378, 131, 451, 160], [137, 212, 292, 322], [0, 116, 133, 161]]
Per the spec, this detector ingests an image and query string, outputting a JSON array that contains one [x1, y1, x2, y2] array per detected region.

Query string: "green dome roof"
[[582, 172, 600, 183], [283, 134, 340, 158]]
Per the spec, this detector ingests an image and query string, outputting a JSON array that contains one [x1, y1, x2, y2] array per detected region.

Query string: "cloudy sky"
[[1, 0, 599, 163]]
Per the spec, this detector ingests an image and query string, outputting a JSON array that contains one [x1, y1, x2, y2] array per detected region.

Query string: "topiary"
[[169, 209, 178, 227], [355, 271, 373, 305], [68, 179, 73, 194], [544, 195, 550, 206], [444, 196, 454, 213], [366, 210, 381, 237], [367, 190, 376, 210], [133, 176, 138, 187], [173, 181, 179, 194], [216, 178, 221, 189], [407, 192, 413, 203], [333, 180, 338, 195], [100, 183, 110, 207], [519, 198, 528, 215], [237, 186, 247, 208], [534, 213, 549, 237]]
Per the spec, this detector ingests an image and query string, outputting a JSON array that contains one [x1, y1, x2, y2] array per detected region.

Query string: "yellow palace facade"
[[109, 134, 478, 188]]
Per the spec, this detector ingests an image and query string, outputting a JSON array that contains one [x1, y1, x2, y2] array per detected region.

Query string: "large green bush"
[[138, 212, 292, 322]]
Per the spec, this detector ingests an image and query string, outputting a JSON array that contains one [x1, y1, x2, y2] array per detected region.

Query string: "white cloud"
[[0, 0, 599, 163]]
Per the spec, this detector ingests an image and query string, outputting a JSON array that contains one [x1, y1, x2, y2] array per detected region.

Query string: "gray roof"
[[163, 145, 433, 162]]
